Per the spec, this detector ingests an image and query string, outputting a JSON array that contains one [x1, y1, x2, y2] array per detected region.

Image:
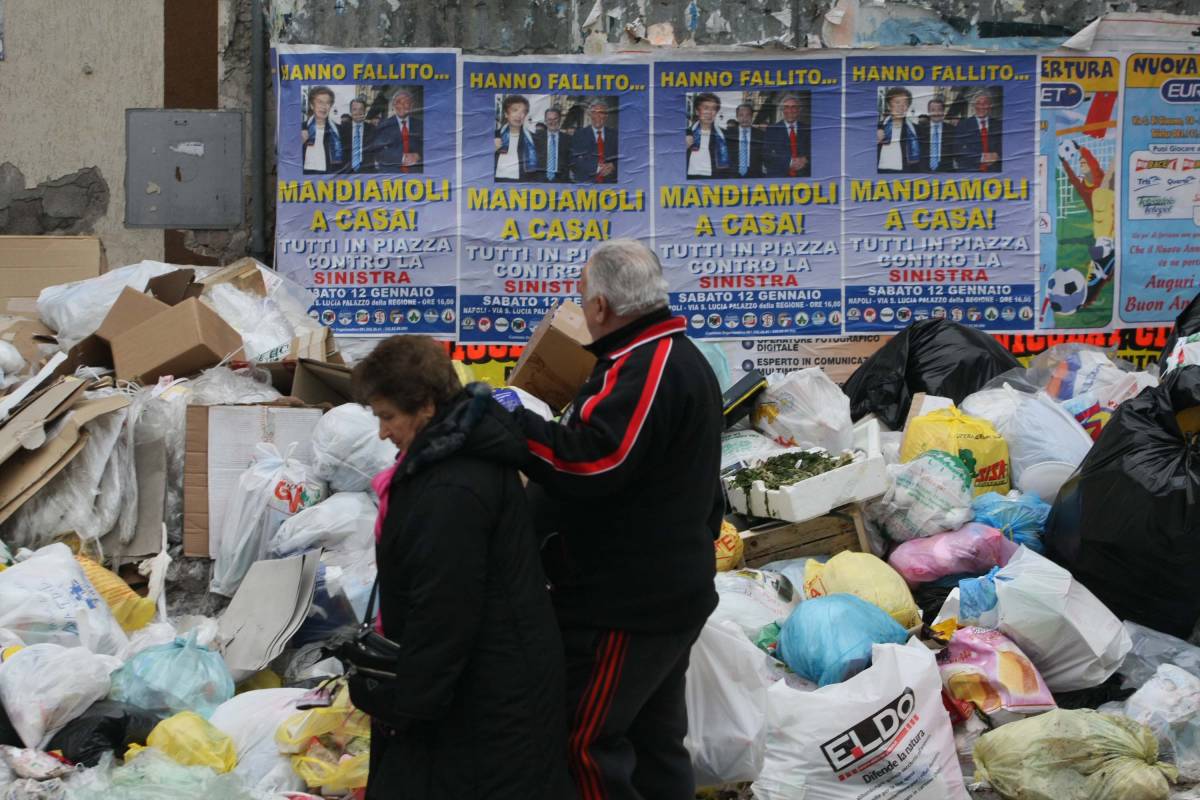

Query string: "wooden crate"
[[739, 505, 870, 568]]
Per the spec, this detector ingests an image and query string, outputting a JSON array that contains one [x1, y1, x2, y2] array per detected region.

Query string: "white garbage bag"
[[0, 644, 117, 748], [36, 260, 177, 348], [0, 544, 127, 656], [310, 404, 398, 492], [209, 444, 327, 597], [751, 642, 968, 800], [684, 619, 774, 786], [209, 688, 308, 794], [268, 491, 376, 558], [970, 546, 1131, 693], [752, 369, 853, 454], [1003, 390, 1093, 482]]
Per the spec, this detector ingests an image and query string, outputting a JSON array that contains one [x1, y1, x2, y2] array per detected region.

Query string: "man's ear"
[[593, 294, 611, 325]]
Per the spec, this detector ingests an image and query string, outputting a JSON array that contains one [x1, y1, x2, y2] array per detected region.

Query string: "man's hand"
[[876, 127, 884, 144], [301, 129, 309, 144], [402, 153, 421, 167], [791, 156, 808, 171], [598, 162, 615, 177], [685, 134, 695, 149], [494, 136, 502, 151], [981, 152, 998, 165]]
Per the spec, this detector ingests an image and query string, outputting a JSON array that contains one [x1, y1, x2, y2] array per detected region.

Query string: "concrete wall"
[[0, 0, 166, 268]]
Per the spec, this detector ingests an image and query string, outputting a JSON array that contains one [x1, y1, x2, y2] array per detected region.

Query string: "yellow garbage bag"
[[973, 709, 1177, 800], [75, 554, 157, 632], [900, 406, 1010, 496], [804, 551, 922, 629], [714, 521, 744, 572], [276, 683, 370, 755], [126, 711, 238, 774], [236, 669, 282, 693], [293, 749, 369, 793]]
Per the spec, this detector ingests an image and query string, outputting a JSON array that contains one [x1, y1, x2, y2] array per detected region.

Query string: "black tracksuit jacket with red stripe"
[[513, 307, 722, 634]]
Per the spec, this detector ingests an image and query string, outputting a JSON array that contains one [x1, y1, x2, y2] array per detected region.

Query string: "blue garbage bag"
[[972, 492, 1050, 553], [958, 567, 1001, 623], [109, 632, 234, 719], [777, 594, 908, 687]]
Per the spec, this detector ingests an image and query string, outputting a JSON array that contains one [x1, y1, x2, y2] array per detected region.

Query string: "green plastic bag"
[[972, 709, 1177, 800]]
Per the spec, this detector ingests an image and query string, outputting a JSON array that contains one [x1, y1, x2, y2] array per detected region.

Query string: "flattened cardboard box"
[[0, 376, 88, 466], [507, 301, 595, 412], [184, 403, 324, 557], [0, 235, 107, 313]]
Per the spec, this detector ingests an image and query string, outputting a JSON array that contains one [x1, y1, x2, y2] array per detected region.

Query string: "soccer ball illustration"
[[1048, 268, 1088, 315], [1057, 139, 1080, 161], [1086, 237, 1115, 304]]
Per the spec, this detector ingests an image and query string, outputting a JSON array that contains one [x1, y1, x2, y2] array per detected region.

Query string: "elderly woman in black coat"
[[350, 335, 567, 800]]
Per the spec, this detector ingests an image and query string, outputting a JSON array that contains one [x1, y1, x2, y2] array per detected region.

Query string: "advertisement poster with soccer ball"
[[1037, 57, 1121, 330]]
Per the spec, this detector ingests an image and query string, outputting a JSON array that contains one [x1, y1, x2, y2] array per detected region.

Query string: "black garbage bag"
[[842, 319, 1020, 429], [44, 700, 160, 766], [0, 698, 20, 747], [1045, 364, 1200, 638], [1160, 291, 1200, 369]]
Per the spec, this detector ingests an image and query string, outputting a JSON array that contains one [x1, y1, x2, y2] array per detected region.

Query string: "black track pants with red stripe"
[[562, 623, 705, 800]]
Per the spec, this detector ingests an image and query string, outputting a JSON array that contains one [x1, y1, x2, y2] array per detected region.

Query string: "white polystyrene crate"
[[725, 418, 888, 522]]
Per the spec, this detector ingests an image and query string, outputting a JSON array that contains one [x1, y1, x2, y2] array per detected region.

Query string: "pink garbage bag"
[[887, 523, 1018, 587]]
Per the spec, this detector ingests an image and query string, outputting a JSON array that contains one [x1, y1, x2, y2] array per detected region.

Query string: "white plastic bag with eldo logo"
[[753, 369, 854, 454], [0, 543, 127, 656], [310, 404, 399, 493], [210, 444, 327, 597], [751, 642, 969, 800], [684, 619, 775, 786]]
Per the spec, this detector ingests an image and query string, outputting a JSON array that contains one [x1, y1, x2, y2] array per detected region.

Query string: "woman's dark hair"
[[353, 335, 461, 413], [884, 87, 912, 109], [502, 94, 530, 115], [308, 85, 335, 109], [693, 92, 721, 113]]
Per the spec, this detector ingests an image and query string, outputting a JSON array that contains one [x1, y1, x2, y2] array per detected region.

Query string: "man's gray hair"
[[778, 94, 801, 106], [588, 98, 610, 111], [585, 239, 669, 317], [391, 87, 414, 106]]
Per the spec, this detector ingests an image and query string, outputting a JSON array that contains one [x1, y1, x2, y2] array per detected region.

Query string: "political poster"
[[273, 45, 460, 336], [842, 55, 1040, 332], [457, 57, 651, 342], [1120, 53, 1200, 324], [1037, 56, 1121, 330], [652, 57, 844, 338]]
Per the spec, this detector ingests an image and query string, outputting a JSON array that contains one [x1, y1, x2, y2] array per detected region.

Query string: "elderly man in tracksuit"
[[507, 238, 723, 800]]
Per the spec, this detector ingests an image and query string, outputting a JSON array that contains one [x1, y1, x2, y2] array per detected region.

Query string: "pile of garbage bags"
[[3, 252, 1200, 800]]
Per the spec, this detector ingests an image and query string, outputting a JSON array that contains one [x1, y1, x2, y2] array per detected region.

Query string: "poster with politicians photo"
[[841, 54, 1040, 333], [652, 57, 844, 339], [273, 45, 460, 336], [456, 56, 652, 343]]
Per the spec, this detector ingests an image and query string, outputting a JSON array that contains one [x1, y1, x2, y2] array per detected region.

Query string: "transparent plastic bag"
[[309, 405, 398, 493], [869, 450, 975, 543], [109, 633, 234, 718], [971, 491, 1050, 553], [752, 369, 853, 453], [187, 367, 280, 406], [1120, 622, 1200, 690], [63, 748, 258, 800], [209, 444, 327, 597], [205, 284, 296, 363], [0, 644, 115, 748], [710, 570, 800, 637]]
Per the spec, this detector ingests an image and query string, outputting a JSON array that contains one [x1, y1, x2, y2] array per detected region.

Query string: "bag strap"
[[363, 577, 380, 626]]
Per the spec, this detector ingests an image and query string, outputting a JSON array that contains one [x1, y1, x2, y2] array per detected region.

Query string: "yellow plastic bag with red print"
[[900, 406, 1010, 496]]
